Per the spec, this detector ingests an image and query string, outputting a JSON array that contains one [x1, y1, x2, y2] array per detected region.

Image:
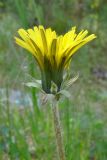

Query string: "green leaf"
[[66, 74, 79, 88], [58, 89, 71, 98], [62, 73, 79, 89], [23, 80, 42, 91]]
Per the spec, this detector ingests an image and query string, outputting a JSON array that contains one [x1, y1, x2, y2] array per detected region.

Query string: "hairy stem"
[[51, 98, 66, 160]]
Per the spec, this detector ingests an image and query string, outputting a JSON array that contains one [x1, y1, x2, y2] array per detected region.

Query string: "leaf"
[[66, 73, 79, 88], [62, 73, 79, 89], [58, 90, 71, 98], [23, 80, 42, 91]]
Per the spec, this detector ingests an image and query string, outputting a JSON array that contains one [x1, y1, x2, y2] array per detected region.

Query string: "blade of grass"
[[14, 0, 28, 27], [14, 0, 40, 119], [13, 110, 32, 160]]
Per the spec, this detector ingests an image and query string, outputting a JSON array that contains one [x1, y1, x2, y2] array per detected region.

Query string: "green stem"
[[51, 98, 66, 160], [30, 60, 40, 115]]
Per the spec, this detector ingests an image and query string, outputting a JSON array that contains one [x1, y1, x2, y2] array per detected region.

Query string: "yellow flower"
[[15, 25, 96, 93]]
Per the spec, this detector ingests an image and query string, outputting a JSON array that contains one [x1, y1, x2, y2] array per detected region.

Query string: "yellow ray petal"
[[50, 38, 57, 67], [64, 34, 96, 66], [75, 30, 88, 40], [39, 26, 48, 55], [18, 29, 28, 41], [15, 37, 35, 54], [55, 35, 63, 66], [83, 34, 97, 42]]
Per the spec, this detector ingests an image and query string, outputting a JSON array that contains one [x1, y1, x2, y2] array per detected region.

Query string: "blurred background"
[[0, 0, 107, 159]]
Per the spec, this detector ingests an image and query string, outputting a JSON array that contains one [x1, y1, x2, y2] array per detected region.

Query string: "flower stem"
[[51, 98, 66, 160]]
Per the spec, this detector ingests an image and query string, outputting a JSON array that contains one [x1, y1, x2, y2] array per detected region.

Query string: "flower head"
[[15, 25, 96, 93]]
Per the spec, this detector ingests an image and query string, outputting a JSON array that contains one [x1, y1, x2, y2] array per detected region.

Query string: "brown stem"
[[51, 98, 66, 160]]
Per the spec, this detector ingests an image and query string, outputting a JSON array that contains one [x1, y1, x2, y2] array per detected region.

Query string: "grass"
[[1, 88, 107, 159], [0, 0, 107, 159]]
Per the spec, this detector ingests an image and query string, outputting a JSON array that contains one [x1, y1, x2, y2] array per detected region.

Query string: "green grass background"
[[0, 0, 107, 159]]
